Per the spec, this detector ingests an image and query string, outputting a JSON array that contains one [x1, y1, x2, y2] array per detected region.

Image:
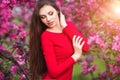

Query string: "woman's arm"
[[41, 34, 75, 78], [60, 12, 89, 52], [63, 21, 89, 52]]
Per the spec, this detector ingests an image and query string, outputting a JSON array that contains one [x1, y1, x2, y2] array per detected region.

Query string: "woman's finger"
[[60, 12, 67, 28], [76, 36, 81, 44], [80, 41, 85, 48], [72, 35, 76, 46], [78, 37, 83, 45]]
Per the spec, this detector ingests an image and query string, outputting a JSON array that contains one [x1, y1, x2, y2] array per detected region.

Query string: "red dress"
[[41, 21, 89, 80]]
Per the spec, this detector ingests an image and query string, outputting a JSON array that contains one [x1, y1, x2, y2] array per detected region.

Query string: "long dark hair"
[[29, 0, 60, 80]]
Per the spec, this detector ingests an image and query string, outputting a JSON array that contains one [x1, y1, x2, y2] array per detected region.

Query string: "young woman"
[[29, 0, 89, 80]]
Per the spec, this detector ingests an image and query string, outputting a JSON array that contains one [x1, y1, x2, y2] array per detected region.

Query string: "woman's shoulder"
[[41, 31, 58, 40], [66, 20, 75, 26], [41, 31, 51, 39]]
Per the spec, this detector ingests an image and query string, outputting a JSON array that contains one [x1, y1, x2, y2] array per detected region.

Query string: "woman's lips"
[[47, 21, 54, 26]]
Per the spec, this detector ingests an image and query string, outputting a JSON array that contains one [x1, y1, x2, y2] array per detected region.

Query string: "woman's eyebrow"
[[40, 10, 53, 16], [40, 15, 46, 17]]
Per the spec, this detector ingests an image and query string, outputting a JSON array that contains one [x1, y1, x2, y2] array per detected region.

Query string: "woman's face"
[[39, 5, 59, 28]]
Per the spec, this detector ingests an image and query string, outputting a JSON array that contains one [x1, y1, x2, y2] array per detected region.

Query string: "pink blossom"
[[11, 33, 18, 40], [0, 72, 4, 80], [81, 69, 88, 75], [0, 3, 5, 8], [95, 35, 104, 45], [58, 0, 64, 3], [0, 23, 9, 35], [24, 67, 29, 72], [113, 66, 120, 75], [18, 26, 24, 30], [2, 8, 11, 19], [106, 20, 114, 26], [109, 64, 114, 68], [19, 30, 27, 39], [18, 58, 25, 65], [100, 71, 107, 79], [81, 61, 88, 68], [16, 49, 22, 55], [88, 65, 97, 72], [56, 0, 61, 7], [14, 55, 25, 65], [116, 56, 120, 62], [20, 74, 26, 80], [0, 45, 4, 51], [87, 0, 98, 10], [88, 34, 106, 50], [10, 65, 18, 75], [64, 7, 71, 13], [112, 36, 120, 52], [88, 35, 96, 45], [10, 23, 19, 30], [2, 0, 10, 4], [100, 23, 105, 28]]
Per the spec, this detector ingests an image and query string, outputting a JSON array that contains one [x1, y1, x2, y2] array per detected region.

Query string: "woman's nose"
[[46, 16, 50, 21]]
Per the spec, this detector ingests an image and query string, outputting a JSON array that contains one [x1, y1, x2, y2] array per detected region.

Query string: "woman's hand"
[[59, 12, 67, 28], [71, 35, 85, 62]]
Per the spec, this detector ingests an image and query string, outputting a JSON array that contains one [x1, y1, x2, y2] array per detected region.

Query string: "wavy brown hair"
[[29, 0, 60, 80]]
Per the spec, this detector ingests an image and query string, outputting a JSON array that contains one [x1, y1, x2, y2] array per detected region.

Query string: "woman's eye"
[[40, 16, 46, 19], [49, 12, 53, 15]]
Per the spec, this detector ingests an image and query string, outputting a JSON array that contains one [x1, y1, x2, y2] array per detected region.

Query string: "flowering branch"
[[0, 50, 30, 80]]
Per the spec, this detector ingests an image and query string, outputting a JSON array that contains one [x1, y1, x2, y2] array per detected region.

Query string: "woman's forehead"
[[39, 5, 56, 15]]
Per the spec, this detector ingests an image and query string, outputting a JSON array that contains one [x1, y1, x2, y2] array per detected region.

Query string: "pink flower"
[[10, 65, 18, 75], [16, 49, 22, 55], [100, 22, 106, 28], [81, 61, 88, 68], [0, 72, 4, 80], [112, 36, 120, 52], [0, 45, 4, 51], [0, 3, 5, 8], [10, 23, 19, 30], [2, 8, 11, 19], [109, 64, 114, 68], [95, 35, 104, 45], [100, 71, 107, 79], [11, 33, 18, 40], [88, 36, 96, 45], [14, 55, 25, 65], [58, 0, 64, 3], [2, 0, 10, 4], [56, 1, 61, 7], [81, 69, 88, 75], [20, 74, 26, 80], [116, 56, 120, 62], [24, 67, 29, 72], [88, 65, 97, 72], [18, 58, 25, 65], [19, 30, 27, 39], [0, 22, 9, 35], [113, 66, 120, 75]]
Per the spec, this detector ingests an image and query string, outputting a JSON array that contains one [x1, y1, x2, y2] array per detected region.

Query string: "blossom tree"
[[0, 0, 36, 79], [1, 0, 120, 80], [57, 0, 120, 80]]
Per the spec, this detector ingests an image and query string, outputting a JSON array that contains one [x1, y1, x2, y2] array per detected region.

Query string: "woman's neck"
[[46, 22, 63, 33]]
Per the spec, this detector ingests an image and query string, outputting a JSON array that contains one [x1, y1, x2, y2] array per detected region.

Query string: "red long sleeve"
[[63, 21, 89, 52], [41, 21, 89, 80], [41, 32, 75, 79]]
